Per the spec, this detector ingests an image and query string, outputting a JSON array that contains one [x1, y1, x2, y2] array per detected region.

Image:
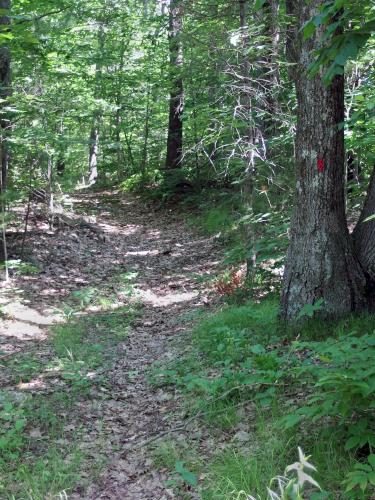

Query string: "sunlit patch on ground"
[[136, 288, 198, 307], [125, 249, 160, 257], [0, 297, 62, 340], [1, 300, 60, 325], [0, 320, 46, 340]]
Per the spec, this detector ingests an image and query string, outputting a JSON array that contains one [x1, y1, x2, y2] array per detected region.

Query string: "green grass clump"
[[1, 447, 83, 500], [193, 300, 278, 363], [202, 417, 355, 499], [202, 410, 295, 499]]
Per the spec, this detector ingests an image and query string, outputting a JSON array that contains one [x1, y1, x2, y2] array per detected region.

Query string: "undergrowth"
[[151, 298, 375, 499]]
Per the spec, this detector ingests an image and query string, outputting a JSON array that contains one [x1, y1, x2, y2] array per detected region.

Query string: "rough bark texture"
[[0, 0, 11, 193], [353, 167, 375, 304], [280, 0, 367, 320], [165, 0, 183, 170]]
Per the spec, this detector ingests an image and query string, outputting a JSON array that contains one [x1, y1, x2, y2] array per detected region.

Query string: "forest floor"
[[0, 191, 223, 499]]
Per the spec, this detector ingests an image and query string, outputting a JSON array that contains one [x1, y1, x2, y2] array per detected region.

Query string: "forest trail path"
[[0, 192, 222, 499]]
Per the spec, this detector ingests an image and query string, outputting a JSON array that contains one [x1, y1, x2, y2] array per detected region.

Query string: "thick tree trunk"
[[353, 167, 375, 303], [280, 0, 366, 320], [165, 0, 183, 170]]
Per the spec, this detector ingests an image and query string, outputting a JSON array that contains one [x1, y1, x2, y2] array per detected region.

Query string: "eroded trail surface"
[[0, 192, 222, 499]]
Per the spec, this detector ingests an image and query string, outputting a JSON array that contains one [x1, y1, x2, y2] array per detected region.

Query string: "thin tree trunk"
[[0, 0, 11, 267], [88, 24, 105, 185], [260, 0, 281, 135], [47, 149, 53, 213], [114, 38, 127, 174], [140, 82, 151, 175], [239, 0, 257, 281], [0, 0, 10, 193], [123, 130, 135, 170], [88, 125, 99, 184], [280, 0, 366, 320], [165, 0, 183, 170]]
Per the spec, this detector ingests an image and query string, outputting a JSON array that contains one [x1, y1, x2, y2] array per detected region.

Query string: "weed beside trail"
[[151, 298, 375, 499]]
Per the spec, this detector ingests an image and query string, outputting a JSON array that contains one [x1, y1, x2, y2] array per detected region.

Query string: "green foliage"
[[283, 333, 375, 453], [304, 0, 375, 83], [297, 298, 324, 320], [0, 397, 27, 465], [344, 454, 375, 498], [152, 296, 375, 497], [51, 306, 136, 390], [202, 414, 297, 499], [247, 448, 322, 500], [0, 259, 40, 275], [120, 170, 160, 193], [193, 300, 278, 363], [174, 461, 198, 487]]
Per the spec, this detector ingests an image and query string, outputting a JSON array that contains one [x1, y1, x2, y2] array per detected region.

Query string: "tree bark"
[[353, 167, 375, 304], [165, 0, 183, 170], [280, 0, 367, 320], [0, 0, 11, 193], [0, 0, 10, 266]]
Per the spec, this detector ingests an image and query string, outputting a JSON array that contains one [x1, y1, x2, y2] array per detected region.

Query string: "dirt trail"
[[0, 192, 222, 499]]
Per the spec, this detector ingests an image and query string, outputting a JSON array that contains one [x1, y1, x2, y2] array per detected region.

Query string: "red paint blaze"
[[317, 158, 325, 173]]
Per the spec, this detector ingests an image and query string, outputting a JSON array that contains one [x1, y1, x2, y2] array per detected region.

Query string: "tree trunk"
[[260, 0, 281, 135], [0, 0, 10, 267], [140, 82, 151, 175], [88, 125, 99, 184], [114, 38, 127, 174], [280, 0, 366, 320], [353, 167, 375, 304], [88, 24, 104, 185], [238, 0, 257, 280], [165, 0, 183, 170], [0, 0, 11, 193]]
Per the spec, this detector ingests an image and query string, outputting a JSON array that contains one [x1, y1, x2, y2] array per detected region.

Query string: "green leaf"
[[282, 414, 303, 429], [175, 461, 198, 487], [250, 344, 266, 355], [303, 21, 316, 39], [14, 419, 26, 431], [368, 455, 375, 470], [254, 0, 267, 11], [345, 435, 360, 450]]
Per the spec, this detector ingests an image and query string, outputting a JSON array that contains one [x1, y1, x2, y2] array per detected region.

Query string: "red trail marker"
[[317, 158, 325, 173]]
